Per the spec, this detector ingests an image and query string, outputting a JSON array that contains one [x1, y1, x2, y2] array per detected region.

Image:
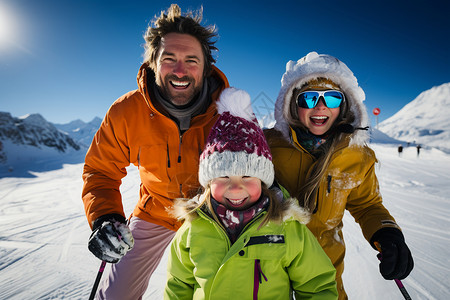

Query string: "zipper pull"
[[167, 144, 171, 168], [253, 259, 268, 300], [178, 134, 182, 163], [327, 175, 332, 193]]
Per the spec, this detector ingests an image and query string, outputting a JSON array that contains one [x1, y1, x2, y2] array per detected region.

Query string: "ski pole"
[[374, 242, 412, 300], [89, 260, 107, 300]]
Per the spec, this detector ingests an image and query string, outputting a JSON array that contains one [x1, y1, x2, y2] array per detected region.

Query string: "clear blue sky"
[[0, 0, 449, 125]]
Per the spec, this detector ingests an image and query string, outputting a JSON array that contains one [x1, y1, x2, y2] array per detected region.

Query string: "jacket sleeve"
[[82, 102, 130, 228], [164, 225, 196, 300], [287, 222, 338, 299], [345, 147, 400, 242]]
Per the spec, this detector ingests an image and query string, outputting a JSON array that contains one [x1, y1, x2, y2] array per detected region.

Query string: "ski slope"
[[0, 142, 449, 299]]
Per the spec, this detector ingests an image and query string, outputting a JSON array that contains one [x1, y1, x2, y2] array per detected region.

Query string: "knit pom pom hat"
[[198, 87, 274, 187]]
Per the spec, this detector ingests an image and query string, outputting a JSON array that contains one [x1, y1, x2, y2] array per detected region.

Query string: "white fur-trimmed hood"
[[274, 51, 370, 146]]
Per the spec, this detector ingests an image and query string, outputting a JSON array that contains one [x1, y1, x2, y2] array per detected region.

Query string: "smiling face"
[[210, 176, 262, 211], [155, 33, 205, 106], [295, 80, 342, 136]]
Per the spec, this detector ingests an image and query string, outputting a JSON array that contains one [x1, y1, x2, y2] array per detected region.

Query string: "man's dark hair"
[[143, 4, 218, 75]]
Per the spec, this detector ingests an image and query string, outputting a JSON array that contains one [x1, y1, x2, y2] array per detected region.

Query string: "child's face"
[[297, 88, 341, 136], [210, 176, 262, 211]]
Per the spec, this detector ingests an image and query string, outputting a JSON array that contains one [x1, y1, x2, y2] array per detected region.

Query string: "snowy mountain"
[[54, 117, 102, 148], [0, 112, 88, 176], [369, 127, 404, 144], [0, 112, 80, 152], [378, 82, 450, 153]]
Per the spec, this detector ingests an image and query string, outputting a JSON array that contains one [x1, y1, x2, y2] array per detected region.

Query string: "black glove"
[[370, 227, 414, 280], [88, 214, 134, 263]]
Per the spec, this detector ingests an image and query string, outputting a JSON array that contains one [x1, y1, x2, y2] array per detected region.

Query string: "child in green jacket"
[[164, 88, 338, 300]]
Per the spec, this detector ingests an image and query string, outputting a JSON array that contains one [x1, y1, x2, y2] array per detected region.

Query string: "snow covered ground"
[[0, 142, 449, 299]]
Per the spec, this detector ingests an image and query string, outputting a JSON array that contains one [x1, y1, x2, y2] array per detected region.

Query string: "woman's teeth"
[[311, 116, 328, 125]]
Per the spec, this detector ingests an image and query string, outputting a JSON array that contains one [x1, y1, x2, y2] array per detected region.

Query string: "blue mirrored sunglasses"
[[296, 90, 345, 109]]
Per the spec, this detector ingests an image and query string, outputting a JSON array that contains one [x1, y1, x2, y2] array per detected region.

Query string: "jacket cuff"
[[369, 227, 404, 250], [92, 213, 126, 231]]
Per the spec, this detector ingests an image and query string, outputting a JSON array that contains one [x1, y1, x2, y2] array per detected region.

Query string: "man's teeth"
[[311, 116, 328, 120], [171, 81, 189, 87]]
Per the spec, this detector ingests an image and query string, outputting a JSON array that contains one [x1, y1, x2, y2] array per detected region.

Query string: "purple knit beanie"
[[198, 87, 274, 187]]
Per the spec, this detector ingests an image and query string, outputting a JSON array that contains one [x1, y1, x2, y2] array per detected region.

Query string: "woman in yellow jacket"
[[265, 52, 414, 299]]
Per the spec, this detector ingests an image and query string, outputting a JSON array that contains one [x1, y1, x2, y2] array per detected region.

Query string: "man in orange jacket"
[[82, 4, 229, 299]]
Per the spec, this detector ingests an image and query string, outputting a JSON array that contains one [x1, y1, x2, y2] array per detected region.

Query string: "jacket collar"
[[137, 63, 227, 111], [152, 78, 210, 132], [136, 63, 229, 128], [290, 126, 350, 155]]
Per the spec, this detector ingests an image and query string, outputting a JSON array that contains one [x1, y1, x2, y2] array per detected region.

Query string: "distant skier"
[[416, 144, 422, 157], [398, 145, 403, 156]]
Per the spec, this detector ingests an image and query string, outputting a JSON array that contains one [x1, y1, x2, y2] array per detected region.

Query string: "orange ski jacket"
[[82, 63, 229, 230]]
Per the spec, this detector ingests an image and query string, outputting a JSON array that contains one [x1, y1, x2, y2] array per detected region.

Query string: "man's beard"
[[158, 75, 203, 106]]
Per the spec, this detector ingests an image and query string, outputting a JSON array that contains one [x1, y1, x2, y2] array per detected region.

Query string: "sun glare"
[[0, 5, 14, 45], [0, 2, 30, 54]]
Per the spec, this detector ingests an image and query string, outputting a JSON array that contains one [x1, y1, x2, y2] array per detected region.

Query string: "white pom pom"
[[216, 87, 255, 122]]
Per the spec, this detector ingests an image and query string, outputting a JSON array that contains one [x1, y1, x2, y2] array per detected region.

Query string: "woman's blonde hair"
[[286, 78, 355, 212]]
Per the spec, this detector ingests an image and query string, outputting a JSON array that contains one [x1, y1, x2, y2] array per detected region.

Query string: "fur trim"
[[169, 195, 202, 222], [281, 198, 311, 224]]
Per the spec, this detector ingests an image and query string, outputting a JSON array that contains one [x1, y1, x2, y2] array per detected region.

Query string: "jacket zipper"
[[199, 209, 270, 299], [168, 126, 183, 195], [178, 134, 182, 163], [313, 175, 331, 214], [166, 132, 183, 168], [166, 144, 171, 168], [143, 195, 150, 209], [253, 259, 268, 300], [178, 134, 182, 196], [327, 175, 332, 193]]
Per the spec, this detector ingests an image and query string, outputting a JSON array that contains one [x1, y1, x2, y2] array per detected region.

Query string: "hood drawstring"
[[335, 124, 369, 134], [253, 259, 268, 300]]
